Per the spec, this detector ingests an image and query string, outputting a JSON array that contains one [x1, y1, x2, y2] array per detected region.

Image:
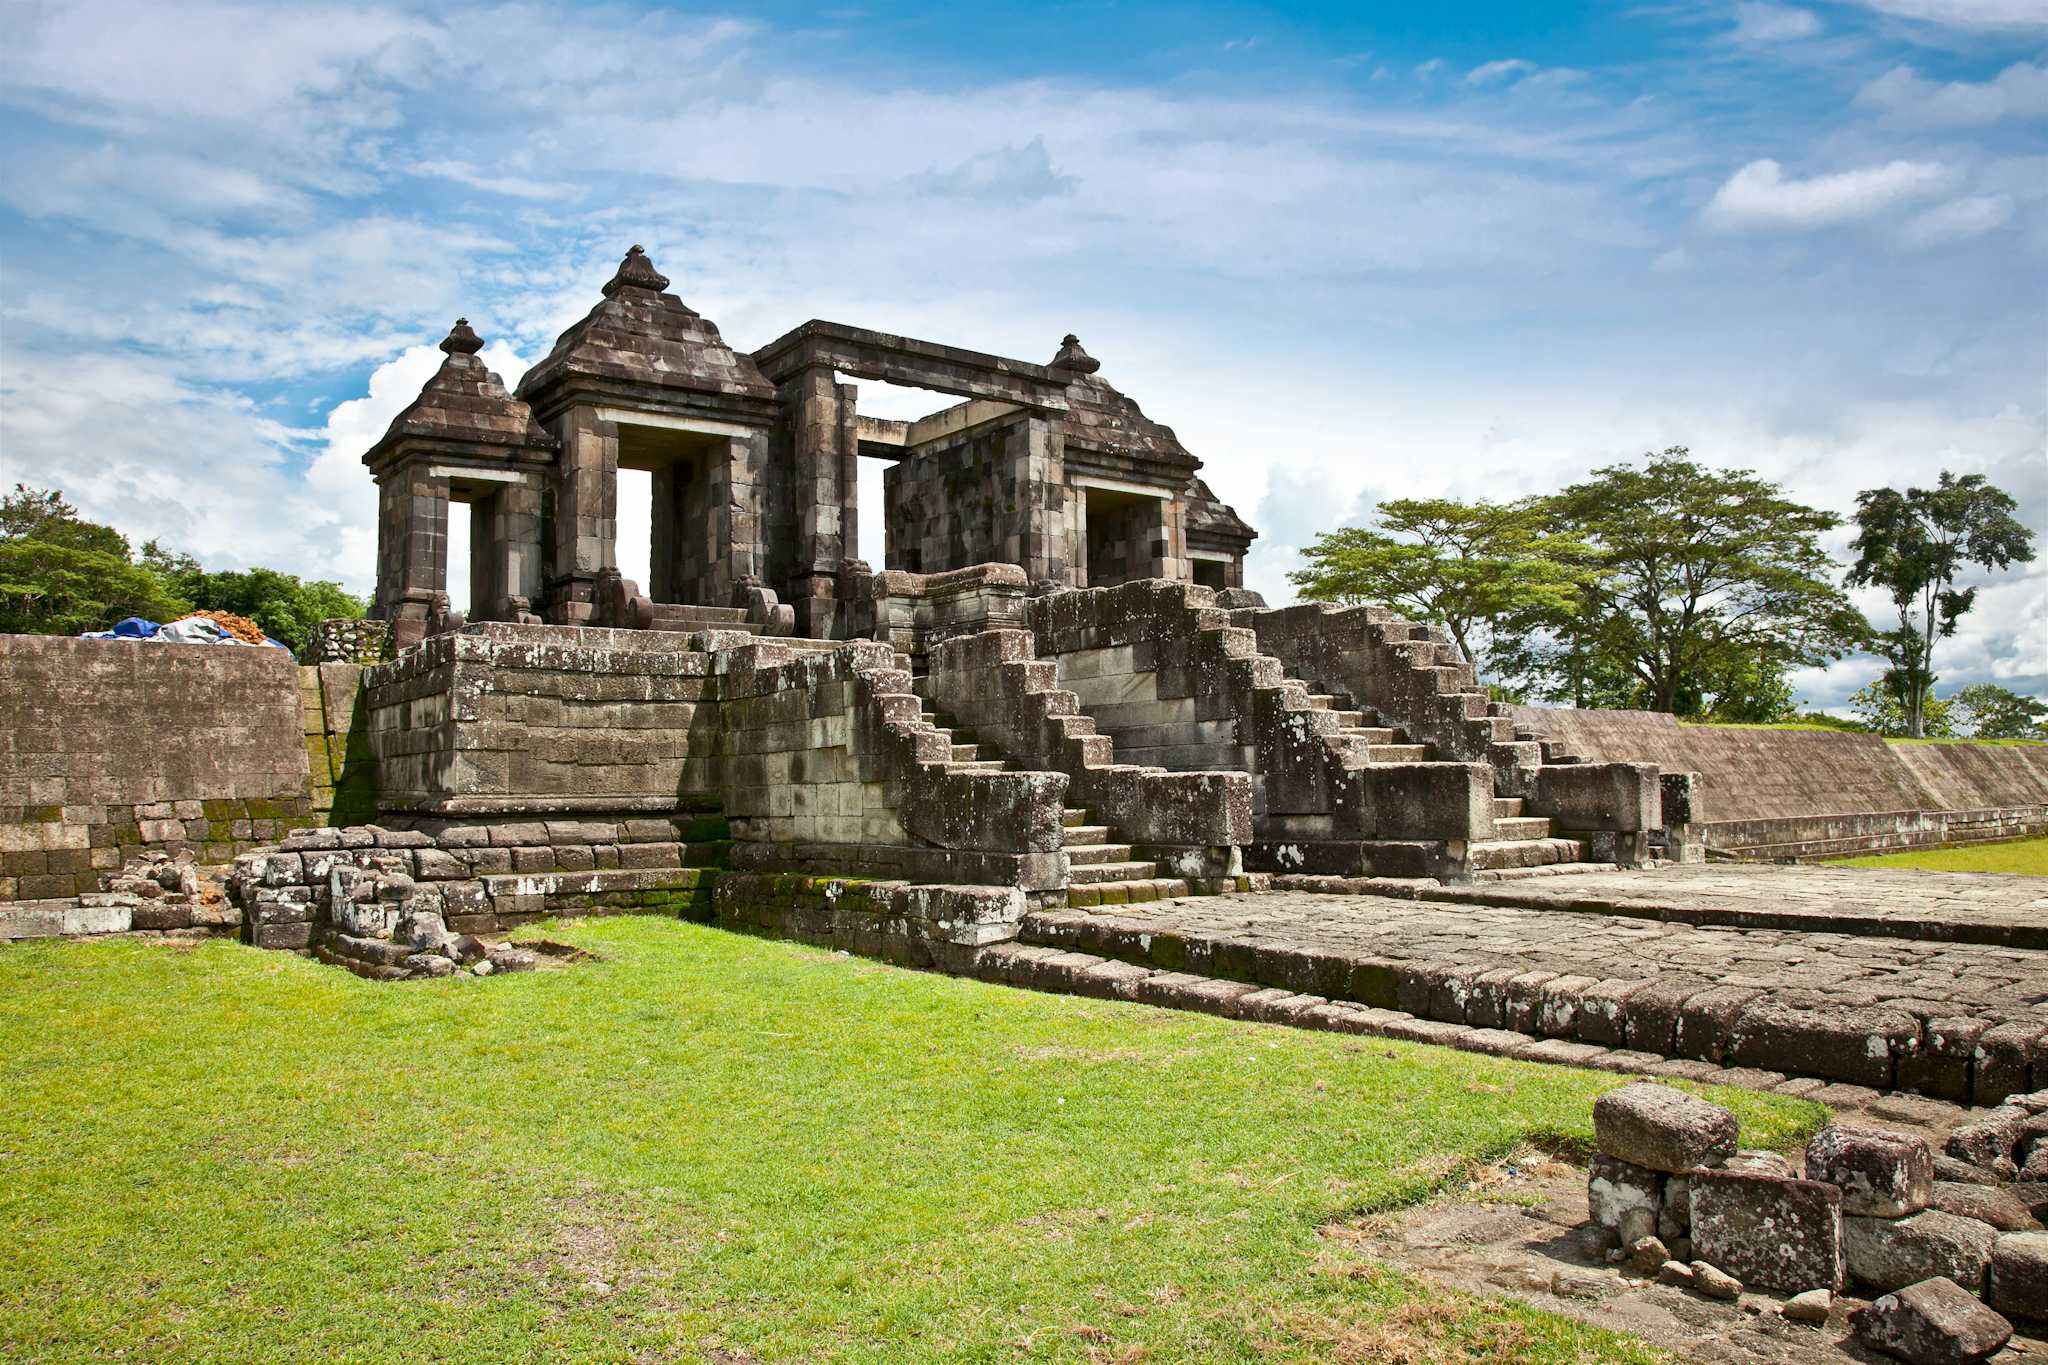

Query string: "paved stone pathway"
[[1018, 888, 2048, 1104], [1421, 864, 2048, 949]]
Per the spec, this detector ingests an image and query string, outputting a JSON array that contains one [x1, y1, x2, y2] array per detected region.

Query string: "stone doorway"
[[1080, 484, 1167, 588], [617, 421, 728, 607]]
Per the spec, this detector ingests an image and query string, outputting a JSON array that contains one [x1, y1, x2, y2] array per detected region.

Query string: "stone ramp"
[[1015, 889, 2048, 1104]]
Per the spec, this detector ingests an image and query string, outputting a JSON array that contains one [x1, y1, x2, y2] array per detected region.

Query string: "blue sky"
[[0, 0, 2042, 708]]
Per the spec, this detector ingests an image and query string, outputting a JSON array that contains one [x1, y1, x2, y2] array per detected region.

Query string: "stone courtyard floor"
[[1009, 864, 2048, 1108]]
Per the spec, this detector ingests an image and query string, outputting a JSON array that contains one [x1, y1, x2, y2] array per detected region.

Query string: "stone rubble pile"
[[1585, 1081, 2041, 1360], [79, 850, 239, 933]]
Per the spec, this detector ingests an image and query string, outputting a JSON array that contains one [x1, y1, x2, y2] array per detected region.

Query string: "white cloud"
[[1731, 3, 1823, 42], [1466, 58, 1535, 84], [1848, 0, 2048, 30], [1856, 62, 2048, 125], [1900, 193, 2015, 246], [409, 160, 570, 201], [1700, 157, 1954, 232]]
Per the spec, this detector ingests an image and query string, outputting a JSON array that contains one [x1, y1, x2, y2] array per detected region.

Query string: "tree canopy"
[[1949, 683, 2047, 741], [1287, 496, 1588, 682], [0, 485, 190, 636], [1848, 471, 2037, 739], [0, 484, 366, 651]]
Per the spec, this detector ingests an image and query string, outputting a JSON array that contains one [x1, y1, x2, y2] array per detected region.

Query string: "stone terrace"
[[1017, 879, 2048, 1106]]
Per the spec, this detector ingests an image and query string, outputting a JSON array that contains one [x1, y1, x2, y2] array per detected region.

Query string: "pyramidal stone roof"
[[1047, 334, 1198, 471], [516, 245, 776, 413], [1182, 475, 1256, 543], [364, 319, 557, 469]]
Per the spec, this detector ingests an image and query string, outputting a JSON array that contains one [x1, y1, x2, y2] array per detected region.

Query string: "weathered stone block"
[[1989, 1231, 2048, 1319], [1846, 1210, 1998, 1296], [1690, 1168, 1845, 1293], [1593, 1082, 1737, 1174], [1852, 1277, 2012, 1365], [1588, 1153, 1664, 1233], [1808, 1124, 1935, 1218]]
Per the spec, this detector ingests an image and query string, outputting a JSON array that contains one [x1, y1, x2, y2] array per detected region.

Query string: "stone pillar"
[[468, 478, 544, 621], [544, 405, 617, 625], [1011, 417, 1071, 585], [650, 460, 684, 605], [378, 466, 448, 650], [1070, 484, 1090, 588], [1146, 495, 1186, 582], [779, 367, 855, 637]]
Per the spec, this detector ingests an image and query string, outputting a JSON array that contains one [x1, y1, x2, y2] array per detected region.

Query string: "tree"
[[1288, 496, 1589, 680], [1949, 683, 2048, 741], [1848, 471, 2037, 738], [0, 486, 189, 635], [145, 555, 367, 654], [1848, 682, 1955, 738], [1540, 449, 1868, 715]]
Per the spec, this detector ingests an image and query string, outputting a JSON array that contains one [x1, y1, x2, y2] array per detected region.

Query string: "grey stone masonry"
[[0, 635, 311, 900], [1021, 886, 2048, 1102]]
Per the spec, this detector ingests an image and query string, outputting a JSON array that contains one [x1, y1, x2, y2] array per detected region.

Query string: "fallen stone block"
[[1852, 1277, 2012, 1365], [1592, 1082, 1737, 1174], [1808, 1124, 1935, 1218], [1845, 1210, 1998, 1296], [1989, 1231, 2047, 1320], [1783, 1287, 1831, 1324], [1690, 1168, 1845, 1293], [1690, 1260, 1741, 1300]]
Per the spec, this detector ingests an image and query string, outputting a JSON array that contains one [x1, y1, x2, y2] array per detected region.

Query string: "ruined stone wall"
[[1505, 704, 2048, 856], [301, 617, 390, 664], [0, 636, 311, 900], [882, 411, 1072, 582]]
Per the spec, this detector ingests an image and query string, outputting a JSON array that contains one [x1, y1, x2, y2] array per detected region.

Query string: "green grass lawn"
[[0, 920, 1822, 1365], [1831, 836, 2048, 875]]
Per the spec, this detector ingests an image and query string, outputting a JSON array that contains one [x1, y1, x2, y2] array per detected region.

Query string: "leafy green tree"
[[1949, 683, 2048, 740], [0, 486, 189, 635], [1848, 471, 2037, 739], [1537, 449, 1868, 716], [1848, 682, 1955, 738], [1288, 496, 1589, 681]]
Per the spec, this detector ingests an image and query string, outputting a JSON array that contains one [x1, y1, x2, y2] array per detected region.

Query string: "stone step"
[[1303, 693, 1340, 711], [1068, 860, 1162, 885], [1466, 837, 1585, 872], [1494, 797, 1527, 818], [1063, 877, 1192, 908], [949, 743, 981, 763], [1490, 816, 1554, 840], [1367, 744, 1432, 763], [1061, 824, 1113, 845], [1064, 843, 1135, 866], [649, 604, 752, 626], [1344, 727, 1399, 745], [1326, 710, 1365, 728], [1062, 808, 1092, 827], [949, 760, 1008, 774]]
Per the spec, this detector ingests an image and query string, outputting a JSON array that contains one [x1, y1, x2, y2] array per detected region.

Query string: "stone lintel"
[[752, 319, 1071, 412]]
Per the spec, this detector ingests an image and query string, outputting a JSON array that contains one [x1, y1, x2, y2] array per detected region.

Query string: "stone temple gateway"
[[345, 244, 1690, 901], [5, 242, 2046, 1117], [368, 245, 1255, 650]]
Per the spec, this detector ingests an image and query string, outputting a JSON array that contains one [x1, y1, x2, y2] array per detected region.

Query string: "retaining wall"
[[1506, 704, 2048, 857], [0, 635, 311, 900]]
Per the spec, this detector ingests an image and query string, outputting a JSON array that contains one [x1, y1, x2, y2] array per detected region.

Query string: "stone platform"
[[1018, 874, 2048, 1104]]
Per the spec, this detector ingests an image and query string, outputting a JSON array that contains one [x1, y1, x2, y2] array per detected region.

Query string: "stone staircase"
[[917, 696, 1191, 905], [1288, 675, 1588, 875]]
